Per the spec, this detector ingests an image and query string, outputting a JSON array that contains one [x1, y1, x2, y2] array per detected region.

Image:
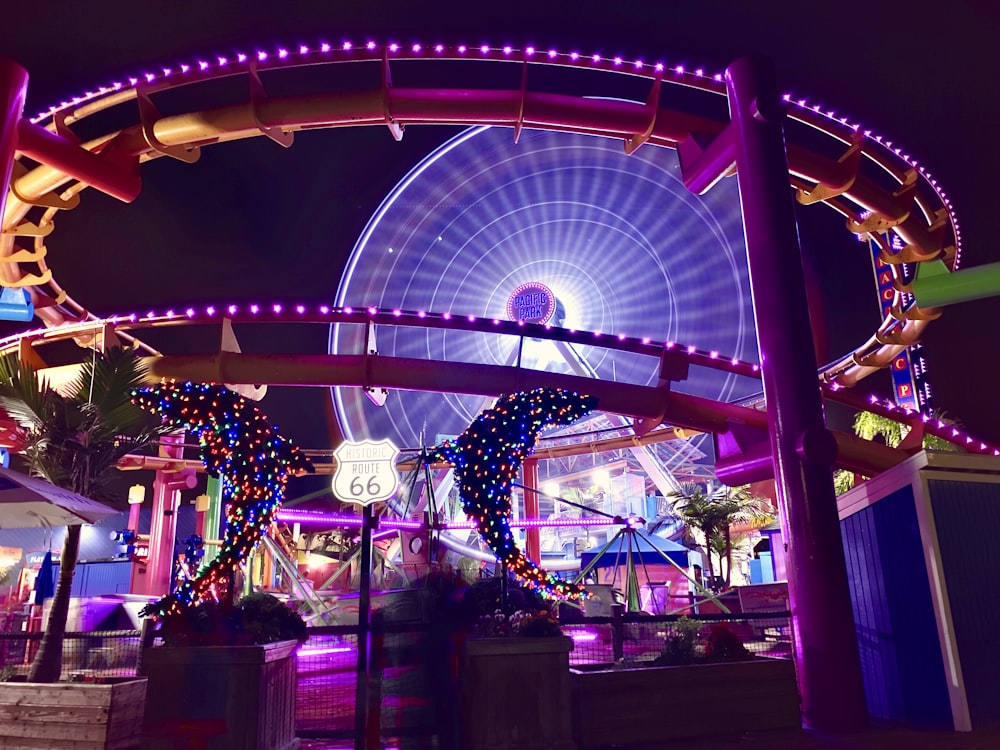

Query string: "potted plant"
[[456, 577, 575, 750], [570, 618, 800, 748], [141, 592, 307, 750]]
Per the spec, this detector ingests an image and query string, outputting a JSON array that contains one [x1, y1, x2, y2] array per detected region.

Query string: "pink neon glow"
[[480, 45, 489, 53], [569, 630, 599, 643], [275, 509, 616, 530], [298, 645, 352, 657]]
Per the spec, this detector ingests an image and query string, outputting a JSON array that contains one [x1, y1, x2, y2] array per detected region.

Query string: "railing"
[[0, 630, 143, 681], [563, 608, 793, 666], [0, 609, 792, 743]]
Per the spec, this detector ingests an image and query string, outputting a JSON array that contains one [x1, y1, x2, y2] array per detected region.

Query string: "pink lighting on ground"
[[298, 645, 352, 657], [569, 630, 599, 643]]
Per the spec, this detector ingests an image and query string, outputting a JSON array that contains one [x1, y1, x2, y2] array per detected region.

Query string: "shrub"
[[657, 616, 703, 665], [159, 593, 306, 646], [704, 622, 752, 662]]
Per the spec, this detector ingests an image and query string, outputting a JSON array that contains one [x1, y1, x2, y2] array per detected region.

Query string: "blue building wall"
[[928, 479, 1000, 728], [840, 484, 951, 726]]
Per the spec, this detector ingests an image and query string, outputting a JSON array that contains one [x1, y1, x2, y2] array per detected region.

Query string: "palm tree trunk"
[[724, 525, 733, 587], [701, 526, 715, 586], [28, 524, 80, 682]]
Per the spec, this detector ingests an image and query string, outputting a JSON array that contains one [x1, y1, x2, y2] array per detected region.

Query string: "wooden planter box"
[[0, 678, 147, 750], [459, 636, 575, 750], [570, 657, 800, 749], [142, 640, 299, 750]]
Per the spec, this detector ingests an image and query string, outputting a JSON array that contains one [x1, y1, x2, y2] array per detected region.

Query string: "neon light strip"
[[275, 509, 619, 529]]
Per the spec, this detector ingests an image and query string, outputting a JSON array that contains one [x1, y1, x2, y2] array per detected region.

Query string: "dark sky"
[[2, 0, 999, 448]]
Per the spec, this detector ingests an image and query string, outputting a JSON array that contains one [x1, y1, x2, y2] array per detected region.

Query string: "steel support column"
[[0, 60, 27, 225], [725, 56, 867, 730], [523, 458, 541, 563]]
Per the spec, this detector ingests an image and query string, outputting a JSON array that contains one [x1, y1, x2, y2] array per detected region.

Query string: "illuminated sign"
[[332, 439, 400, 506], [506, 282, 555, 325], [870, 242, 921, 411]]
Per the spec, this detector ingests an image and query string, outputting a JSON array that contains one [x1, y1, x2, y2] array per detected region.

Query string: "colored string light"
[[431, 387, 597, 601], [132, 381, 314, 617]]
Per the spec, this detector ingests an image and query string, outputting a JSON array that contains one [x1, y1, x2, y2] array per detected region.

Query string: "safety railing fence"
[[564, 608, 793, 666], [0, 630, 143, 681], [0, 609, 792, 743]]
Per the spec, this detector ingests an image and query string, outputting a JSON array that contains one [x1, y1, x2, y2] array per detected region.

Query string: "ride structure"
[[2, 40, 998, 731]]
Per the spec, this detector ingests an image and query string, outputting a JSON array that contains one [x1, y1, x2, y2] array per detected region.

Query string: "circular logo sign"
[[506, 282, 555, 324], [332, 439, 400, 506]]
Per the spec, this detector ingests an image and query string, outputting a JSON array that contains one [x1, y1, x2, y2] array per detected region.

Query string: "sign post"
[[333, 439, 399, 750]]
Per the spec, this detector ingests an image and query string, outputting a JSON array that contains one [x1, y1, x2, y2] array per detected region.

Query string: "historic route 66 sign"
[[332, 439, 400, 506]]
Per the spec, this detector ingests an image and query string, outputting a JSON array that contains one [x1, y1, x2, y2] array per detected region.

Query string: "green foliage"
[[0, 347, 170, 504], [658, 616, 702, 665], [667, 483, 775, 587], [833, 469, 855, 496], [0, 347, 171, 683], [159, 592, 307, 646], [237, 592, 308, 644], [852, 409, 962, 453]]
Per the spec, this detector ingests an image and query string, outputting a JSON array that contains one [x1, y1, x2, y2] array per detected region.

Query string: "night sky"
[[2, 1, 998, 454]]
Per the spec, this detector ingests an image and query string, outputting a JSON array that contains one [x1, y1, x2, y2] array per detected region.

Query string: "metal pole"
[[0, 59, 28, 223], [353, 503, 376, 750], [726, 55, 867, 730]]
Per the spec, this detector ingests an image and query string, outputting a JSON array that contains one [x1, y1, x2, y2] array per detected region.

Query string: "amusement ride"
[[2, 40, 998, 731]]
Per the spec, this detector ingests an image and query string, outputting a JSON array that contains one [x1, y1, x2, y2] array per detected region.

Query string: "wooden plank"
[[0, 685, 112, 707], [0, 705, 110, 724]]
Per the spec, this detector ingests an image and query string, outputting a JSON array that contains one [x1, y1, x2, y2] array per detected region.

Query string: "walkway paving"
[[299, 724, 1000, 749]]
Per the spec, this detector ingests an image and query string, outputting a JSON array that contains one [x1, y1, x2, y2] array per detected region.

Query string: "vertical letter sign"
[[333, 439, 400, 506]]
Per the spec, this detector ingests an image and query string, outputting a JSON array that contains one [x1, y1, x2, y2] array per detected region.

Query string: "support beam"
[[0, 59, 27, 225], [721, 56, 867, 731]]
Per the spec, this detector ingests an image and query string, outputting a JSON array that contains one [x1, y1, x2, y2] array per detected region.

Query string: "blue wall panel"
[[840, 484, 951, 726], [929, 479, 1000, 727]]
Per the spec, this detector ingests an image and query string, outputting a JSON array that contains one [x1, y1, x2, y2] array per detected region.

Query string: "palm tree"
[[710, 486, 775, 587], [667, 483, 774, 589], [666, 483, 729, 587], [834, 409, 962, 494], [0, 347, 169, 682]]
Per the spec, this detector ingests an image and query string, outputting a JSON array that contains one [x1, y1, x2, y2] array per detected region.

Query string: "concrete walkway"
[[300, 724, 1000, 749]]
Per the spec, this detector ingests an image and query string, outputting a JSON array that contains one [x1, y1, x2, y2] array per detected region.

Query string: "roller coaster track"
[[3, 42, 960, 393], [0, 306, 993, 484]]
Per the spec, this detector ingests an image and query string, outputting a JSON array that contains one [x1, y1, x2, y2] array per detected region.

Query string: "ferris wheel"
[[330, 125, 761, 486]]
